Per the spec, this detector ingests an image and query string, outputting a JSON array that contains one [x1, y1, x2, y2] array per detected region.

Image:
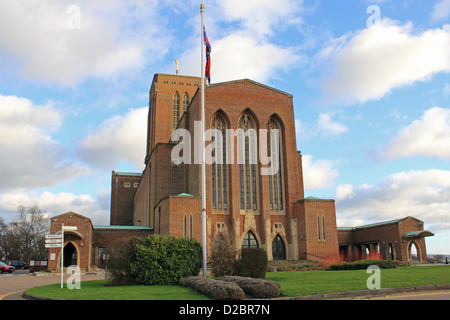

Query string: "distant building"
[[47, 74, 434, 271]]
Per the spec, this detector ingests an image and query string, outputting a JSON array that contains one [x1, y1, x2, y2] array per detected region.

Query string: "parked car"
[[11, 261, 29, 269], [0, 262, 15, 273]]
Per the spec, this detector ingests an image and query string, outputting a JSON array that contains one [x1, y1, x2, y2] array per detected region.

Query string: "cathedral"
[[47, 73, 433, 272]]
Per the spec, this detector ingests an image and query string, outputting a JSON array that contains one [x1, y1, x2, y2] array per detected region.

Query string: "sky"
[[0, 0, 449, 254]]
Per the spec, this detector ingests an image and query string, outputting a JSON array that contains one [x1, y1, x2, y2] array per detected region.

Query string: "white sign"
[[50, 253, 56, 261], [63, 226, 78, 231], [45, 239, 62, 244], [45, 234, 62, 239], [45, 243, 62, 248]]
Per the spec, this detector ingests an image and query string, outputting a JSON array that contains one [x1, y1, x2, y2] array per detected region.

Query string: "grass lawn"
[[26, 265, 450, 300], [26, 280, 211, 300], [266, 265, 450, 297]]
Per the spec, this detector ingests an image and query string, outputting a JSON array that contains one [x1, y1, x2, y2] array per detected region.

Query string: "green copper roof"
[[93, 225, 153, 230], [337, 218, 404, 231]]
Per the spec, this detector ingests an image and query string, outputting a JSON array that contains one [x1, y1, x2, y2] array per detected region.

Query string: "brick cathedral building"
[[47, 74, 433, 272]]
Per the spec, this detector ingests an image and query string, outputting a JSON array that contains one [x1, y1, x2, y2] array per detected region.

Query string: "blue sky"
[[0, 0, 449, 254]]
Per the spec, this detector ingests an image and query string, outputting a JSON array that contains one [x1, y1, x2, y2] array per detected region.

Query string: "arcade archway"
[[63, 242, 78, 267]]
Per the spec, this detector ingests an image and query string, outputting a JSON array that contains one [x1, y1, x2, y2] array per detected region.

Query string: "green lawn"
[[26, 280, 211, 300], [26, 265, 450, 300], [266, 265, 450, 297]]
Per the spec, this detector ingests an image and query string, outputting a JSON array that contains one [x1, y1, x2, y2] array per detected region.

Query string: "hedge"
[[179, 277, 245, 300], [217, 276, 281, 299], [129, 235, 202, 285], [328, 259, 399, 270], [233, 248, 268, 279]]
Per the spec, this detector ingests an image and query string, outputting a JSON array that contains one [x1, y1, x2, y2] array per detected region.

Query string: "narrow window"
[[183, 92, 190, 112], [238, 113, 258, 212], [267, 118, 284, 211], [173, 92, 180, 129], [318, 216, 321, 240], [322, 216, 326, 240], [211, 113, 228, 211]]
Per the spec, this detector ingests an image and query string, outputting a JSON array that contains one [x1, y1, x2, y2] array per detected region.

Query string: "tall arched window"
[[238, 113, 258, 211], [267, 118, 284, 211], [183, 92, 190, 112], [173, 91, 180, 130], [242, 231, 258, 248], [211, 113, 228, 210]]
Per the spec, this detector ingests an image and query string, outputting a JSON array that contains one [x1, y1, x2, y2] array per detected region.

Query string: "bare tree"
[[8, 205, 50, 262], [0, 217, 7, 260]]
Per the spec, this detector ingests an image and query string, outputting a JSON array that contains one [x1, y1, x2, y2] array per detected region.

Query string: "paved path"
[[0, 272, 105, 300]]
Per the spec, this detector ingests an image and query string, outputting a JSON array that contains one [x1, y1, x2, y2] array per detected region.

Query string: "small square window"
[[124, 182, 131, 188]]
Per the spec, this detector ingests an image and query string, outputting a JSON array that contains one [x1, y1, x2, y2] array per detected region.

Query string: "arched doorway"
[[385, 242, 395, 260], [408, 241, 421, 261], [63, 243, 78, 267], [272, 235, 286, 260], [242, 231, 258, 248]]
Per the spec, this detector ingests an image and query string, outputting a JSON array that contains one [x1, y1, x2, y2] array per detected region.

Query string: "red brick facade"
[[132, 74, 340, 262], [47, 212, 152, 272], [338, 217, 434, 262], [48, 74, 434, 270]]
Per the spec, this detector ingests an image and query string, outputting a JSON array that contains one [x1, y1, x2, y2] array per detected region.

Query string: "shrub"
[[210, 236, 235, 278], [218, 276, 281, 299], [328, 259, 399, 271], [130, 235, 202, 285], [179, 277, 245, 300], [233, 248, 268, 279], [106, 241, 135, 286]]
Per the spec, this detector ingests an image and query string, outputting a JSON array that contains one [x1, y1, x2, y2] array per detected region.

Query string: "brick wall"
[[110, 171, 141, 225], [295, 198, 339, 261], [48, 212, 94, 272]]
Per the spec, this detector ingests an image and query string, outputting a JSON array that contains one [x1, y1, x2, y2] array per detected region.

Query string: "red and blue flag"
[[204, 27, 211, 84]]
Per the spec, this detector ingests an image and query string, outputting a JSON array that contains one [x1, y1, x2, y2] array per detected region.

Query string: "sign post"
[[45, 224, 78, 288]]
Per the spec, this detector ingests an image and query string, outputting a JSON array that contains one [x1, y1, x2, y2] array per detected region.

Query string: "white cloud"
[[295, 113, 348, 143], [0, 0, 168, 85], [381, 107, 450, 160], [0, 94, 88, 190], [316, 19, 450, 105], [0, 189, 110, 225], [302, 155, 339, 190], [335, 169, 450, 231], [217, 0, 305, 38], [317, 113, 348, 136], [178, 0, 306, 84], [78, 107, 147, 170], [431, 0, 450, 23]]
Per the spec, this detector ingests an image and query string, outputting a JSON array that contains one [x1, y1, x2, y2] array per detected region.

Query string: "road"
[[0, 271, 105, 300], [366, 290, 450, 300]]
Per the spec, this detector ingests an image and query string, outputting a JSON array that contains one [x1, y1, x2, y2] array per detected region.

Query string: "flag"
[[203, 26, 211, 85]]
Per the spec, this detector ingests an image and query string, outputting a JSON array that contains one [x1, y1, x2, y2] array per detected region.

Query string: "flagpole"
[[200, 3, 207, 278]]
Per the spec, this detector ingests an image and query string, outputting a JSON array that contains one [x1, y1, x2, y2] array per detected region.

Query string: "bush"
[[233, 248, 268, 279], [210, 236, 235, 278], [179, 276, 245, 300], [130, 235, 202, 285], [328, 259, 399, 271], [218, 276, 281, 299], [106, 241, 135, 286]]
